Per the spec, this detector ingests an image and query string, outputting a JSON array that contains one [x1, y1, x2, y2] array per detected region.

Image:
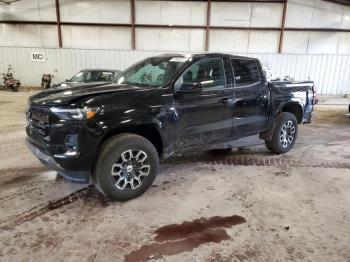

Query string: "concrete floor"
[[0, 91, 349, 262]]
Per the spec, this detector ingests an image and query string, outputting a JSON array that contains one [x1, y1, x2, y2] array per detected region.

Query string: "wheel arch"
[[100, 123, 164, 157], [281, 102, 303, 124]]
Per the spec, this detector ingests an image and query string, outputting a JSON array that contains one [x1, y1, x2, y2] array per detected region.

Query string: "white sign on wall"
[[30, 51, 46, 63]]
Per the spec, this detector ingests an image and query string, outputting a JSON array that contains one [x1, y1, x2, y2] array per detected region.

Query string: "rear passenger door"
[[231, 58, 269, 137]]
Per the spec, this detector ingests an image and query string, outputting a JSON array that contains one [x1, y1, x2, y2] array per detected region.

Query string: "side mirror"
[[178, 82, 202, 94]]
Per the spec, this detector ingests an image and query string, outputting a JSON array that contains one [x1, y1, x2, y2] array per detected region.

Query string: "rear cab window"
[[231, 58, 260, 87]]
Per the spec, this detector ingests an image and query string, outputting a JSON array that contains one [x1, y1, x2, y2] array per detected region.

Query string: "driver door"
[[173, 58, 234, 149]]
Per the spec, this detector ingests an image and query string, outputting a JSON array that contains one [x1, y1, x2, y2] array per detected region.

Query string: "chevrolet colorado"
[[26, 53, 315, 201]]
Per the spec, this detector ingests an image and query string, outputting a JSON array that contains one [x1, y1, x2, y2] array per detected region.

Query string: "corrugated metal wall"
[[0, 46, 349, 95]]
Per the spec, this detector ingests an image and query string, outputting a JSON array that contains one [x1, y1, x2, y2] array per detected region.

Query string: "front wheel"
[[93, 133, 159, 201], [265, 112, 298, 154]]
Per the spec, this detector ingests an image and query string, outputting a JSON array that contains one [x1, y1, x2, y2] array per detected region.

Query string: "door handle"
[[221, 98, 234, 104]]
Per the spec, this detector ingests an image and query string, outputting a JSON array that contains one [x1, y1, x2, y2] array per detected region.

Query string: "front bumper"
[[26, 138, 90, 184]]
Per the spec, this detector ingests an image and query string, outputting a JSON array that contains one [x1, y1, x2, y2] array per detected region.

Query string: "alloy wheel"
[[111, 149, 150, 190], [280, 120, 296, 148]]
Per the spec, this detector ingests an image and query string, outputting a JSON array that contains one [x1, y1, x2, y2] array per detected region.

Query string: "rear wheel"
[[93, 133, 159, 201], [265, 112, 298, 154]]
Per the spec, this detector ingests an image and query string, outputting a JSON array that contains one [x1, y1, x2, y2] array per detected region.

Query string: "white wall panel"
[[283, 31, 350, 55], [338, 33, 350, 54], [0, 24, 58, 48], [285, 0, 314, 28], [0, 0, 56, 21], [135, 1, 160, 25], [311, 0, 343, 28], [250, 3, 283, 27], [59, 0, 131, 23], [211, 2, 252, 27], [61, 26, 131, 50], [1, 47, 350, 95], [341, 6, 350, 29], [283, 31, 309, 54], [209, 30, 249, 53], [211, 2, 282, 28], [286, 0, 350, 28], [136, 28, 205, 51], [248, 31, 280, 53], [307, 32, 339, 54], [135, 1, 206, 26]]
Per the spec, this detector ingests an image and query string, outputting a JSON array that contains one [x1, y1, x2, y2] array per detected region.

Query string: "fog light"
[[65, 135, 78, 154]]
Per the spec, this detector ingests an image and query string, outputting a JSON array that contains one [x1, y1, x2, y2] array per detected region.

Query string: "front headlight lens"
[[50, 107, 99, 120]]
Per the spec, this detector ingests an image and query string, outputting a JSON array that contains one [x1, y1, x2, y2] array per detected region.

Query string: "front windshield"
[[115, 56, 189, 87], [70, 72, 84, 82]]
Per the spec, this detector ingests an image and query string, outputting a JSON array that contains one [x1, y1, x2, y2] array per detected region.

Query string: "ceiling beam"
[[130, 0, 136, 50], [55, 0, 62, 48], [322, 0, 350, 6], [205, 0, 211, 51], [278, 0, 288, 53], [1, 21, 350, 33]]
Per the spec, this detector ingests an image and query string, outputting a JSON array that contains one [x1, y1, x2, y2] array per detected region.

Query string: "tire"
[[93, 133, 159, 201], [10, 85, 18, 92], [265, 112, 298, 154]]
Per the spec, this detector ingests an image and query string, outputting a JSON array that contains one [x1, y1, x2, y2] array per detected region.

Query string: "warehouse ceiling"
[[0, 0, 350, 6]]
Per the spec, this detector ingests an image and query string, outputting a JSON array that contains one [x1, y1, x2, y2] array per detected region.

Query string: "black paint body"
[[26, 53, 314, 183]]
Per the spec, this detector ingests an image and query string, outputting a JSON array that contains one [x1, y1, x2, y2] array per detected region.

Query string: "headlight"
[[50, 107, 99, 120]]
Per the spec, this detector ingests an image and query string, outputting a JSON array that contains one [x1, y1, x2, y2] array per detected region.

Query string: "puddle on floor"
[[125, 215, 246, 262]]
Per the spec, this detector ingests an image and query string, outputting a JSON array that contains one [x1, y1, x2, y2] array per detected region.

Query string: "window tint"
[[231, 59, 260, 86], [183, 58, 225, 89]]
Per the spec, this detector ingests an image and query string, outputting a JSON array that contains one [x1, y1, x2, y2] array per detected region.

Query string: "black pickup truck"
[[26, 53, 315, 201]]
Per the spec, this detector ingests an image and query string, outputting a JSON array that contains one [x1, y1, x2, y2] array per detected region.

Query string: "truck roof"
[[158, 53, 257, 61]]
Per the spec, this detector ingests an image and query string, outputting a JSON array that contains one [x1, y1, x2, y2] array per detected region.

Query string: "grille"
[[27, 106, 50, 151]]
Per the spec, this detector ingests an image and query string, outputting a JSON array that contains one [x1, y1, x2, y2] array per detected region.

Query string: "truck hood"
[[29, 83, 142, 106], [35, 82, 110, 98]]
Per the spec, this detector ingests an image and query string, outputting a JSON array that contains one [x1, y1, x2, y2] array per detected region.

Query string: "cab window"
[[182, 58, 225, 89], [231, 59, 260, 86]]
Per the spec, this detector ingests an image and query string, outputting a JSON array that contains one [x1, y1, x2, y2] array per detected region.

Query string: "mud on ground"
[[0, 91, 349, 262]]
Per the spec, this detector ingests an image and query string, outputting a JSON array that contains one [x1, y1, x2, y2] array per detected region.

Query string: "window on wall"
[[231, 59, 260, 86], [183, 58, 225, 89]]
